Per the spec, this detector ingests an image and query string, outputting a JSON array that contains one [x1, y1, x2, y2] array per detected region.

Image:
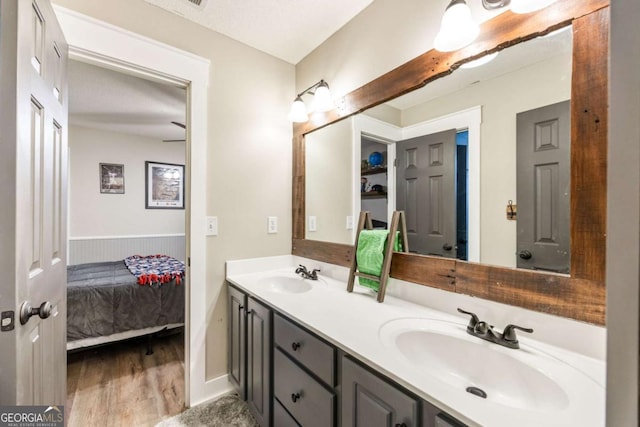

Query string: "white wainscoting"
[[68, 234, 186, 265]]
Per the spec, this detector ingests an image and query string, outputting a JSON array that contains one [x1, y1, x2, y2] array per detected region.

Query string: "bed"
[[66, 257, 185, 350]]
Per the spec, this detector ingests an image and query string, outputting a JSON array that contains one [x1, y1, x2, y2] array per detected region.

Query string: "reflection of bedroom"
[[66, 59, 187, 415]]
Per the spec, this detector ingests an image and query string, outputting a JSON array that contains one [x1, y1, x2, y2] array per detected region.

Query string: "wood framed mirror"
[[292, 0, 609, 325]]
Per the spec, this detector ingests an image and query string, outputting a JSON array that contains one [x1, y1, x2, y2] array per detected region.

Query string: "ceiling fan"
[[163, 121, 186, 142]]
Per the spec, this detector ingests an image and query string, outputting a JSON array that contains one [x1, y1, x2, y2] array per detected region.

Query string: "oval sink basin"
[[258, 274, 324, 294], [379, 318, 600, 412]]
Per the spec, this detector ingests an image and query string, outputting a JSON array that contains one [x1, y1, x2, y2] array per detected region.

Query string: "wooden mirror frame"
[[292, 0, 609, 325]]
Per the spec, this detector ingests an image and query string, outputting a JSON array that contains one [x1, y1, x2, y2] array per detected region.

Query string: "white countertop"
[[226, 255, 605, 427]]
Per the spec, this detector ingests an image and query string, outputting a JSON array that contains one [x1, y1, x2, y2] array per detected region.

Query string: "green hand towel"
[[356, 230, 402, 291]]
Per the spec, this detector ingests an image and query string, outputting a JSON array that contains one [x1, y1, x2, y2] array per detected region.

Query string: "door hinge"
[[393, 158, 398, 167], [188, 257, 191, 267]]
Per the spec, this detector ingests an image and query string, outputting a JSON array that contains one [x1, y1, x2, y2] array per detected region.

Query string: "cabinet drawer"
[[274, 397, 300, 427], [274, 313, 335, 385], [274, 348, 335, 427]]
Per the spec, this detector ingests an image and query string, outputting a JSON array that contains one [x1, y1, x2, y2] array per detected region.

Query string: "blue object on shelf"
[[368, 151, 383, 167]]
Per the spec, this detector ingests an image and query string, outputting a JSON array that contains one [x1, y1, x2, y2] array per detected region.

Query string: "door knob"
[[518, 250, 532, 260], [442, 243, 453, 251], [19, 301, 52, 325]]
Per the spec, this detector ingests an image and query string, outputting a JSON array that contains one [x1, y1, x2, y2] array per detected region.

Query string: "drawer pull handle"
[[291, 342, 301, 351], [291, 392, 301, 403], [395, 424, 407, 427]]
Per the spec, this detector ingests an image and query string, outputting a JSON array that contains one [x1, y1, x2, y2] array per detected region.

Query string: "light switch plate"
[[206, 216, 218, 236], [268, 216, 278, 234], [346, 215, 354, 230], [308, 216, 317, 232]]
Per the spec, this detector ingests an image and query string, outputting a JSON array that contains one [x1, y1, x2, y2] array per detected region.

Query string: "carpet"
[[156, 394, 258, 427]]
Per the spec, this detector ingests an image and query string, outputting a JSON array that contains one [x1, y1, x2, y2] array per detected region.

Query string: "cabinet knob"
[[291, 392, 301, 403], [291, 342, 301, 351]]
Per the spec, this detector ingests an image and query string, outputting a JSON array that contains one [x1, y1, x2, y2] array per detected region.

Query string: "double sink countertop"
[[226, 255, 605, 427]]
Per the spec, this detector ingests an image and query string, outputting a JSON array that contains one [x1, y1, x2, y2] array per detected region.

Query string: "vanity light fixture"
[[433, 0, 479, 53], [433, 0, 558, 52], [288, 79, 335, 123]]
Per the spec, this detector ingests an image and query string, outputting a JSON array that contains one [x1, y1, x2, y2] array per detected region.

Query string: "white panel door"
[[0, 0, 68, 406]]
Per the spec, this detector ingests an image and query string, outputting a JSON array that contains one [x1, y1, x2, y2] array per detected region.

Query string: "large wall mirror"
[[293, 1, 608, 325], [305, 28, 573, 273]]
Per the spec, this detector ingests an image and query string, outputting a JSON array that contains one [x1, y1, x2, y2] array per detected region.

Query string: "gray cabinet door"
[[396, 129, 457, 257], [228, 285, 247, 399], [247, 297, 272, 427], [341, 355, 419, 427], [516, 100, 571, 273]]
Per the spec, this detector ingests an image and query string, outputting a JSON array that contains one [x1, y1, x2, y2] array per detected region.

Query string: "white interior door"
[[0, 0, 68, 406]]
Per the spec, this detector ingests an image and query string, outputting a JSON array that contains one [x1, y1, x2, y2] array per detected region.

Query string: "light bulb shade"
[[288, 96, 308, 123], [460, 52, 499, 69], [433, 0, 479, 52], [510, 0, 557, 14], [310, 81, 334, 112]]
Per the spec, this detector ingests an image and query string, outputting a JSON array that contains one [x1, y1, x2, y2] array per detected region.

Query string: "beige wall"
[[69, 125, 185, 237], [296, 0, 503, 98], [306, 118, 353, 244], [54, 0, 294, 380]]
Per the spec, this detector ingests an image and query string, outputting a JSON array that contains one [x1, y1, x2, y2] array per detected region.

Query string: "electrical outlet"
[[308, 216, 317, 232], [346, 215, 354, 230], [268, 216, 278, 234], [206, 216, 218, 236]]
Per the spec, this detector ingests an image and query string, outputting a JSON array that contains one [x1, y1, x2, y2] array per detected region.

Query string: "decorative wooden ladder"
[[347, 211, 409, 302]]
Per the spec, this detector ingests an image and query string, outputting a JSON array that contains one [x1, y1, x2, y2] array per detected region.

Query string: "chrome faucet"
[[457, 308, 533, 349], [295, 264, 320, 280]]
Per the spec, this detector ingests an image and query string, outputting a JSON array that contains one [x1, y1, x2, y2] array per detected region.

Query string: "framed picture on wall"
[[99, 163, 125, 194], [145, 161, 185, 209]]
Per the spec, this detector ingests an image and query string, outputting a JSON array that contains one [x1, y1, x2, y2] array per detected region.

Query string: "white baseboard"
[[189, 374, 235, 408]]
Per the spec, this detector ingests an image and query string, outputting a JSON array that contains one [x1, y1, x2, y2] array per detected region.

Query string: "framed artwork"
[[99, 163, 125, 194], [145, 161, 185, 209]]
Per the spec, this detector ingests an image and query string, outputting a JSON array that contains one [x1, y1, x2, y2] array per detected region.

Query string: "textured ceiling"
[[69, 60, 186, 141], [144, 0, 375, 64]]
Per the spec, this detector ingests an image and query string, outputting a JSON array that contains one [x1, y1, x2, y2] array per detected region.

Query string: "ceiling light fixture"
[[433, 0, 558, 52], [288, 79, 335, 123]]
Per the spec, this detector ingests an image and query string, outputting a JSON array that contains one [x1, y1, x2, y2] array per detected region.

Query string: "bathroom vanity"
[[226, 256, 605, 427]]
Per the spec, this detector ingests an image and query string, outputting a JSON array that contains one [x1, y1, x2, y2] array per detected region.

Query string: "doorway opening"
[[455, 130, 469, 261], [65, 59, 188, 424]]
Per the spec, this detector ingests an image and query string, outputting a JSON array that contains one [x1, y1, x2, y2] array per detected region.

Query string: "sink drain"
[[466, 386, 487, 399]]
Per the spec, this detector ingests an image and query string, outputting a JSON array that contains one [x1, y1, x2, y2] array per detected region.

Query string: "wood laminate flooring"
[[67, 331, 185, 427]]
